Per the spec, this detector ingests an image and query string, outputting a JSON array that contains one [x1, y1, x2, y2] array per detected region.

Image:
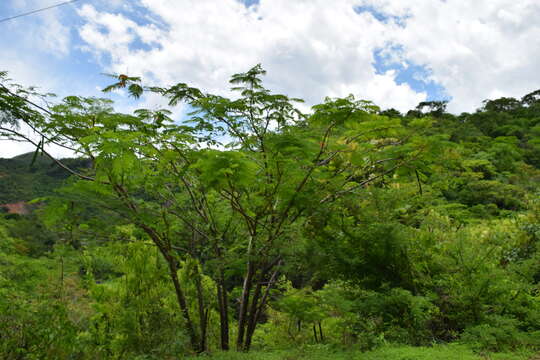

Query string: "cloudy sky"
[[1, 0, 539, 157]]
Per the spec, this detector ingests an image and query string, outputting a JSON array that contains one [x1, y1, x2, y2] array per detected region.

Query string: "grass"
[[187, 344, 534, 360]]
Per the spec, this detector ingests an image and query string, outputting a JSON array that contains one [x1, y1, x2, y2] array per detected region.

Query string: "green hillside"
[[0, 152, 90, 204], [1, 68, 540, 359]]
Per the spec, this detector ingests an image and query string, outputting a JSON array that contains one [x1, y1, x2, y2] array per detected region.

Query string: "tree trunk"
[[245, 260, 281, 351], [236, 262, 255, 350], [217, 273, 230, 350], [166, 256, 200, 352], [244, 275, 263, 351], [112, 186, 200, 351], [194, 266, 208, 352]]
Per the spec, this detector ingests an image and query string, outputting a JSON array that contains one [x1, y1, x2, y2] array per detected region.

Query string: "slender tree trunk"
[[190, 230, 208, 352], [214, 241, 230, 351], [313, 324, 318, 343], [318, 322, 324, 342], [245, 260, 281, 351], [236, 262, 255, 350], [217, 273, 230, 350], [166, 256, 199, 352], [244, 276, 263, 351], [194, 267, 208, 352], [255, 264, 280, 321]]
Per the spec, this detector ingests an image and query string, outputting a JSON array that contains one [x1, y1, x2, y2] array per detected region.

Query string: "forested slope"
[[0, 152, 89, 204], [1, 68, 540, 359]]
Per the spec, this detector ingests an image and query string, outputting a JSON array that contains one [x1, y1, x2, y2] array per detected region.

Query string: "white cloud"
[[0, 0, 75, 157], [0, 140, 35, 159], [0, 0, 78, 92], [0, 0, 142, 157], [359, 0, 540, 112], [4, 0, 72, 56], [4, 0, 540, 158], [77, 0, 426, 112], [77, 0, 540, 114], [0, 122, 76, 159]]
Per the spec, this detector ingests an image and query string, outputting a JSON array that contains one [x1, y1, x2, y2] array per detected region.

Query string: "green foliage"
[[461, 316, 536, 352], [183, 344, 533, 360], [192, 150, 257, 190], [78, 231, 191, 358], [459, 180, 524, 210], [0, 298, 80, 360], [0, 223, 84, 359], [1, 68, 540, 358], [0, 153, 88, 204]]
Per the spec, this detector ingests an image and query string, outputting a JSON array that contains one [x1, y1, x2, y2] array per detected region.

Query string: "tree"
[[521, 89, 540, 107], [415, 100, 448, 117], [482, 97, 521, 113], [2, 66, 432, 352]]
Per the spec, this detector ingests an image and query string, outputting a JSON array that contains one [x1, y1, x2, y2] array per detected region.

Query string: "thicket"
[[0, 68, 539, 359]]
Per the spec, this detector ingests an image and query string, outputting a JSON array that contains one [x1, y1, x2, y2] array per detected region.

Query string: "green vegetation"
[[185, 345, 533, 360], [0, 152, 89, 204], [1, 68, 540, 359]]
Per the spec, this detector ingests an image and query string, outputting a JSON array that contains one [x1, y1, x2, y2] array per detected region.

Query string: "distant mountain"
[[0, 152, 90, 205]]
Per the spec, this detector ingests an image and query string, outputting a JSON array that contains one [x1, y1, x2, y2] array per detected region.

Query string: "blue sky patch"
[[128, 36, 156, 53], [373, 47, 450, 102], [240, 0, 260, 8], [122, 2, 170, 31], [354, 5, 409, 28]]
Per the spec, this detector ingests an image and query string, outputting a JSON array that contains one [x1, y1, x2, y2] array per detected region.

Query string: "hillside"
[[1, 68, 540, 359], [0, 152, 90, 205]]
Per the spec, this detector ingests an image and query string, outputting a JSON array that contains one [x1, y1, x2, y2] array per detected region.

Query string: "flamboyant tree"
[[1, 66, 434, 352]]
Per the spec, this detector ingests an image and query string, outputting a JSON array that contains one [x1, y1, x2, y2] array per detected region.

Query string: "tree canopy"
[[1, 67, 540, 358]]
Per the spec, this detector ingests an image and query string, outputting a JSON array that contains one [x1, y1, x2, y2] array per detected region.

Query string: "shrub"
[[461, 316, 525, 352]]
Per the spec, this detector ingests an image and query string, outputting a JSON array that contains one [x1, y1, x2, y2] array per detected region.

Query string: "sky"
[[1, 0, 539, 157]]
